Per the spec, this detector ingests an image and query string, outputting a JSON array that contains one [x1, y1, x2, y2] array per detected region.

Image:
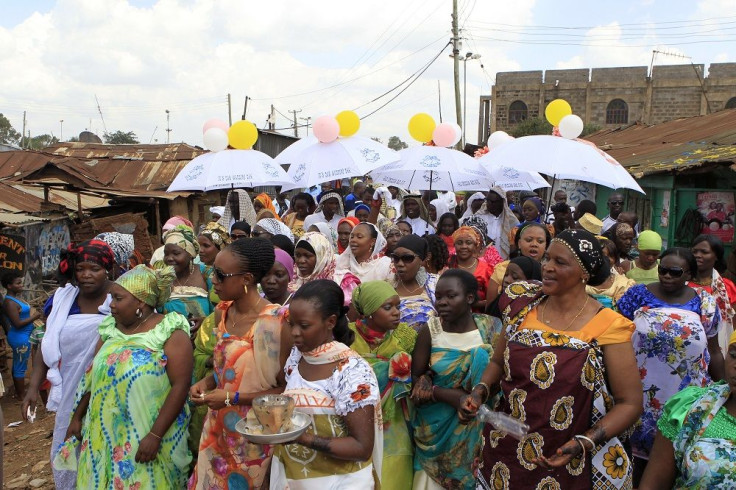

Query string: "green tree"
[[103, 130, 140, 144], [509, 117, 552, 137], [370, 137, 383, 144], [0, 113, 21, 146], [581, 123, 602, 137], [27, 134, 59, 149], [387, 135, 408, 151]]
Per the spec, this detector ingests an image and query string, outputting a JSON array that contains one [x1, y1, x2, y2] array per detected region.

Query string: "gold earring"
[[243, 284, 248, 295]]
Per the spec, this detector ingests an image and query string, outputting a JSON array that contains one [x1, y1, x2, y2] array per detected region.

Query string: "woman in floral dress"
[[60, 265, 192, 489], [350, 281, 417, 489], [617, 247, 724, 484], [189, 238, 291, 490]]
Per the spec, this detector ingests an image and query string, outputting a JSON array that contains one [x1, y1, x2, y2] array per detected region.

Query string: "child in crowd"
[[626, 230, 662, 285]]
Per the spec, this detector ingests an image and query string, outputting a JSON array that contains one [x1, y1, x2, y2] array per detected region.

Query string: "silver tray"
[[235, 410, 311, 444]]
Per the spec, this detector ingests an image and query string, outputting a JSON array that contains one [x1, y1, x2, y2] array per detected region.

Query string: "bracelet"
[[431, 385, 438, 402], [473, 382, 491, 402], [225, 391, 231, 407], [233, 391, 240, 405], [148, 431, 162, 440], [574, 435, 596, 454]]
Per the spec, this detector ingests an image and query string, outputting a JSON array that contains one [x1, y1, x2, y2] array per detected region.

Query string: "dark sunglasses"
[[230, 233, 247, 240], [609, 200, 624, 205], [391, 253, 418, 264], [214, 267, 246, 282], [658, 265, 688, 278]]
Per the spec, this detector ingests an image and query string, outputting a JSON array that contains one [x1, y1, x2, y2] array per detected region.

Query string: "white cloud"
[[0, 0, 536, 146]]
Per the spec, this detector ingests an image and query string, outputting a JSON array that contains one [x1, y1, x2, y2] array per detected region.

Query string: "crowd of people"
[[3, 182, 736, 489]]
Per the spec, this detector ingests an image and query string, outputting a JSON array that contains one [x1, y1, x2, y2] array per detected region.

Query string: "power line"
[[470, 35, 736, 47], [465, 15, 736, 30]]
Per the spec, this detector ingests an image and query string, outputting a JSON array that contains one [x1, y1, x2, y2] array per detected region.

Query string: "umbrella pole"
[[546, 175, 557, 222]]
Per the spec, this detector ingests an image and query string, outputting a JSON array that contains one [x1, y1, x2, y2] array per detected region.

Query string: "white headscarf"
[[309, 222, 338, 253], [255, 218, 295, 243], [334, 223, 391, 285], [462, 192, 487, 219], [430, 198, 451, 226], [218, 189, 257, 228]]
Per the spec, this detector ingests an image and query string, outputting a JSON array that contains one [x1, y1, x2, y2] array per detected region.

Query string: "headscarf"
[[337, 217, 360, 254], [94, 232, 135, 268], [273, 249, 295, 281], [637, 230, 662, 251], [254, 193, 278, 217], [59, 239, 115, 276], [255, 218, 295, 243], [352, 281, 399, 317], [209, 206, 225, 218], [199, 221, 231, 250], [551, 229, 610, 287], [509, 256, 542, 281], [354, 203, 371, 216], [335, 223, 388, 277], [218, 189, 257, 228], [480, 186, 519, 258], [310, 222, 338, 253], [317, 191, 345, 218], [377, 217, 400, 239], [452, 225, 484, 248], [163, 225, 199, 258], [395, 234, 428, 260], [461, 215, 490, 247], [462, 192, 486, 219], [290, 232, 337, 291], [162, 215, 193, 233], [400, 195, 431, 223], [116, 264, 175, 309], [430, 198, 450, 226], [520, 197, 545, 224]]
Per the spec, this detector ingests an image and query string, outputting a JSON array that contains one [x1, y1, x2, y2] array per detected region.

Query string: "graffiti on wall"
[[25, 221, 71, 281]]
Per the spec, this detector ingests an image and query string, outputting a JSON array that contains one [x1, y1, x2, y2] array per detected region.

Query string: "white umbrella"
[[482, 164, 551, 191], [167, 150, 294, 192], [276, 136, 398, 191], [478, 135, 644, 193], [370, 146, 547, 192]]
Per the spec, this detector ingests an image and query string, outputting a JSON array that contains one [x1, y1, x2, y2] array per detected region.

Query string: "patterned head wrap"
[[255, 218, 295, 243], [309, 222, 338, 253], [162, 215, 193, 233], [352, 280, 399, 316], [273, 248, 295, 281], [254, 193, 278, 216], [199, 221, 231, 250], [461, 215, 490, 247], [615, 222, 635, 239], [377, 217, 400, 239], [290, 232, 337, 291], [163, 225, 199, 258], [218, 189, 257, 228], [452, 226, 484, 248], [116, 264, 176, 309], [317, 192, 345, 217], [551, 229, 610, 287], [94, 232, 135, 268], [59, 239, 115, 275]]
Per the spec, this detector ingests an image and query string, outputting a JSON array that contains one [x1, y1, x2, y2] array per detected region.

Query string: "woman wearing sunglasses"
[[617, 247, 725, 486], [391, 235, 437, 332], [189, 238, 292, 490]]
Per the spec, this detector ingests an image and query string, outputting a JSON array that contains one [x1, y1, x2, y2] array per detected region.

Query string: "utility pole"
[[289, 109, 302, 138], [165, 109, 171, 144], [21, 111, 26, 148], [227, 93, 232, 126], [451, 0, 462, 148], [242, 96, 250, 120], [300, 116, 312, 136], [60, 119, 64, 141]]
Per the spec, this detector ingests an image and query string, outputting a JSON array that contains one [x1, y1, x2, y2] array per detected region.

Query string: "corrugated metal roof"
[[585, 109, 736, 177], [0, 212, 51, 225]]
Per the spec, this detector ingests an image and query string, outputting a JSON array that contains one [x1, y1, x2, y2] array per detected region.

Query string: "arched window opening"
[[606, 99, 629, 125]]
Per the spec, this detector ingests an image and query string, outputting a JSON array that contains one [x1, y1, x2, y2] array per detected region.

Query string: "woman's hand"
[[410, 374, 433, 405], [189, 378, 212, 404], [201, 389, 230, 410], [65, 417, 82, 440], [458, 391, 483, 424], [533, 438, 583, 469], [21, 391, 37, 421], [204, 356, 214, 368], [134, 433, 162, 463], [188, 317, 204, 340]]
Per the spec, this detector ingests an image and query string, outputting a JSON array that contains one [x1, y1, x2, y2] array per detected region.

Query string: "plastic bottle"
[[477, 405, 529, 439]]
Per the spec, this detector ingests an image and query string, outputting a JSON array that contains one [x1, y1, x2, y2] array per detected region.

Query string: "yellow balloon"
[[408, 113, 436, 143], [545, 99, 572, 127], [228, 120, 258, 149], [336, 110, 360, 137]]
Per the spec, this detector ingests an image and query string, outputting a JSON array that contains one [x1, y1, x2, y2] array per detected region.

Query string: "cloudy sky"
[[1, 0, 734, 147]]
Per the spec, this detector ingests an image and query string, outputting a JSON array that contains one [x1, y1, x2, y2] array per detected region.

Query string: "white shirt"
[[403, 216, 435, 236], [601, 215, 617, 233], [477, 212, 502, 246], [303, 211, 342, 231]]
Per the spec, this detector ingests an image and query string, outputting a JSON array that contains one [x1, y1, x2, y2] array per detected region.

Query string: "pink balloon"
[[202, 118, 229, 134], [312, 115, 340, 143], [432, 123, 457, 147]]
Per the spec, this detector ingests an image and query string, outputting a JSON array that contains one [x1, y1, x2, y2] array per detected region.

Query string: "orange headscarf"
[[254, 193, 280, 221], [336, 217, 360, 253]]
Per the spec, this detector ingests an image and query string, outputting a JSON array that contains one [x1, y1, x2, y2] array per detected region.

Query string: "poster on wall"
[[0, 234, 25, 274], [24, 221, 71, 283], [697, 191, 735, 242], [552, 179, 596, 208]]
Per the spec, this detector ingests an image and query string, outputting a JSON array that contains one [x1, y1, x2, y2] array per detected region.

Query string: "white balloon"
[[203, 127, 229, 152], [558, 114, 584, 139], [448, 122, 462, 146], [487, 130, 512, 149]]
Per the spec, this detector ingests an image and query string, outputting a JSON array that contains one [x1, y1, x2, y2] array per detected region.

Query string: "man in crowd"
[[476, 187, 519, 259], [343, 180, 366, 213], [601, 192, 625, 233], [546, 190, 575, 223]]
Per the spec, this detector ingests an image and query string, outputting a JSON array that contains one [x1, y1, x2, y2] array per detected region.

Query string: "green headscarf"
[[116, 264, 176, 309], [352, 280, 399, 317], [164, 224, 199, 258]]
